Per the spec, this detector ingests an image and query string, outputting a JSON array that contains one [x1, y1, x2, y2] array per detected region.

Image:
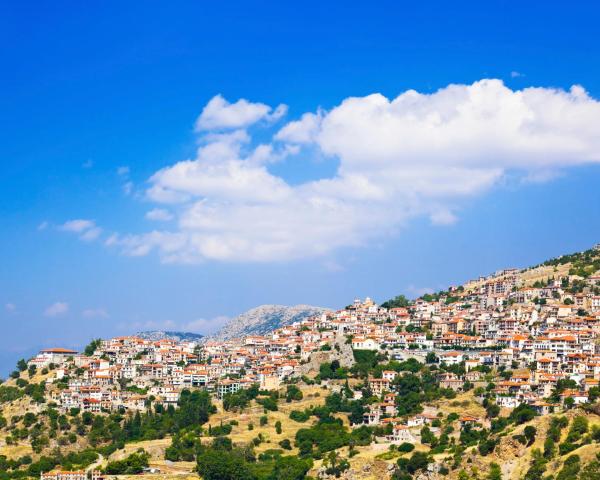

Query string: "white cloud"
[[195, 94, 287, 131], [60, 219, 95, 233], [511, 71, 525, 78], [44, 302, 69, 317], [37, 221, 48, 231], [97, 80, 600, 263], [429, 208, 458, 226], [123, 181, 133, 196], [275, 111, 323, 144], [146, 208, 174, 221], [82, 308, 109, 319], [117, 166, 130, 176], [60, 219, 102, 242], [79, 227, 102, 241], [5, 303, 16, 313]]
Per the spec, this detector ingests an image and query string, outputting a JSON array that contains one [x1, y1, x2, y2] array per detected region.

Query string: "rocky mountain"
[[135, 330, 204, 342], [210, 304, 330, 341]]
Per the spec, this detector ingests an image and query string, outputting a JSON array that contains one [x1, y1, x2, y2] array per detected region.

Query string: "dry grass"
[[430, 391, 487, 419], [0, 442, 34, 459], [205, 385, 327, 455], [97, 386, 327, 477]]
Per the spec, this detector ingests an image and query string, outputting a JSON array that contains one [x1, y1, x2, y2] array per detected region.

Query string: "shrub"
[[104, 450, 149, 475], [397, 442, 415, 453], [289, 410, 311, 422], [279, 439, 292, 450]]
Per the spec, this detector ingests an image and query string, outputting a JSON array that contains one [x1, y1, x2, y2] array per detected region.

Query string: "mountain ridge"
[[135, 330, 204, 342], [210, 304, 330, 341]]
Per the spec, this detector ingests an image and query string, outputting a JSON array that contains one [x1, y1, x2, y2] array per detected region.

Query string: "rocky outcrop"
[[301, 333, 355, 374]]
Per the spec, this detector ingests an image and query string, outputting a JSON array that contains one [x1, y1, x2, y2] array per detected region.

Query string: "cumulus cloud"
[[82, 308, 109, 319], [117, 166, 130, 176], [122, 181, 134, 196], [60, 219, 102, 241], [95, 81, 600, 263], [61, 219, 95, 233], [195, 94, 287, 131], [275, 111, 323, 143], [146, 208, 174, 221], [429, 208, 458, 226], [44, 302, 69, 317]]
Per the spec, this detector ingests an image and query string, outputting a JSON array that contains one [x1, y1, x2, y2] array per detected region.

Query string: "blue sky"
[[1, 1, 600, 376]]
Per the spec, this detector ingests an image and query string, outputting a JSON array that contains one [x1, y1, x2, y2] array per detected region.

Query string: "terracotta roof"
[[41, 348, 78, 354]]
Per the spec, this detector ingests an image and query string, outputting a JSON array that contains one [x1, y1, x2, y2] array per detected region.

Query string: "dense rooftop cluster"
[[2, 246, 600, 480], [24, 247, 600, 418]]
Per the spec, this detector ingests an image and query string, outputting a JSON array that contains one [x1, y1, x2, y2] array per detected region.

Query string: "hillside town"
[[27, 246, 600, 436]]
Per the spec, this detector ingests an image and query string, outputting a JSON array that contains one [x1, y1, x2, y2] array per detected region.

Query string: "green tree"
[[487, 463, 502, 480], [17, 359, 28, 372], [524, 425, 537, 446], [543, 437, 555, 459], [197, 448, 254, 480], [524, 449, 547, 480], [557, 455, 581, 480], [83, 339, 102, 356], [578, 458, 600, 480], [381, 295, 410, 309], [104, 450, 149, 474], [270, 455, 312, 480]]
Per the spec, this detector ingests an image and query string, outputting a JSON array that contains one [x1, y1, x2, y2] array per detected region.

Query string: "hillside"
[[432, 244, 600, 302], [210, 304, 330, 341], [2, 243, 600, 480]]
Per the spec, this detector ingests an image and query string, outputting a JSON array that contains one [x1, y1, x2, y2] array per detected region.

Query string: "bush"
[[290, 410, 311, 422], [559, 441, 577, 456], [279, 439, 292, 450], [567, 416, 588, 443], [397, 442, 415, 453], [295, 418, 350, 456], [256, 396, 278, 411], [478, 438, 497, 456], [524, 425, 536, 446], [0, 386, 24, 403], [104, 450, 149, 475], [556, 454, 580, 480], [509, 404, 537, 425], [197, 447, 254, 480], [286, 385, 304, 402], [210, 423, 233, 436]]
